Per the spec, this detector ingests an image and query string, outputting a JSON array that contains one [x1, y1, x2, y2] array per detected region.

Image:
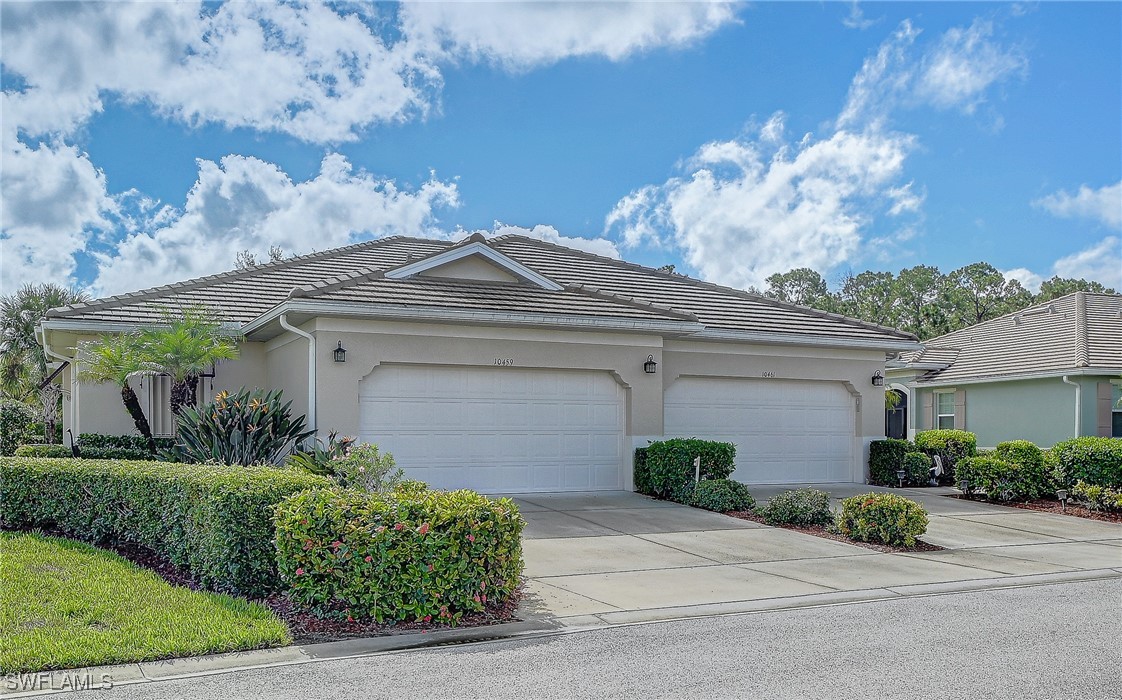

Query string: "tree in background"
[[763, 268, 835, 310], [892, 265, 949, 339], [1035, 276, 1115, 301], [945, 262, 1033, 327], [138, 305, 240, 416], [0, 284, 90, 442], [838, 270, 897, 327]]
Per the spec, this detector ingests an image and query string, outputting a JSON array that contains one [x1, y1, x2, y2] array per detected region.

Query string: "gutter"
[[688, 328, 921, 353], [279, 313, 316, 433], [908, 367, 1122, 389], [1061, 375, 1081, 438]]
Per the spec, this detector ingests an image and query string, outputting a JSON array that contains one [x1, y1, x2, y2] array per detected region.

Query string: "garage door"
[[664, 377, 856, 484], [358, 365, 624, 493]]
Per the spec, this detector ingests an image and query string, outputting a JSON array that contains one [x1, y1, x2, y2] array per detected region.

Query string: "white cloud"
[[467, 222, 620, 260], [1034, 181, 1122, 229], [1002, 267, 1043, 293], [605, 115, 916, 289], [400, 2, 739, 70], [91, 154, 459, 295], [842, 2, 879, 31], [1052, 236, 1122, 289]]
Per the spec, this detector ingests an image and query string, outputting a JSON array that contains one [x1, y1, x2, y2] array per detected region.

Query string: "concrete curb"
[[5, 569, 1120, 697]]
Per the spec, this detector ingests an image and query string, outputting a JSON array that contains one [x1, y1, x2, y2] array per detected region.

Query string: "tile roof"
[[904, 292, 1122, 383], [46, 234, 916, 344]]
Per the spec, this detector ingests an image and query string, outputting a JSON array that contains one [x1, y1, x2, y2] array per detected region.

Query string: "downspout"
[[279, 314, 316, 433], [1061, 376, 1080, 438]]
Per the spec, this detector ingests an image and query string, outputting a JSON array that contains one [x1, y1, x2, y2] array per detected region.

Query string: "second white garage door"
[[664, 377, 856, 484], [358, 365, 624, 493]]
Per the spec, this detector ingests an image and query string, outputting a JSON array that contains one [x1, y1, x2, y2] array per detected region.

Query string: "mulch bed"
[[945, 495, 1122, 524], [6, 525, 523, 644], [725, 511, 944, 553]]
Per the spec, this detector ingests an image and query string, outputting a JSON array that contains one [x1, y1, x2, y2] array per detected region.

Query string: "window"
[[935, 391, 955, 430], [1113, 384, 1122, 438]]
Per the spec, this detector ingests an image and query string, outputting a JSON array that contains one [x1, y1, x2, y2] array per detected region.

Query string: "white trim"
[[278, 313, 316, 432], [908, 367, 1122, 388], [1061, 375, 1080, 438], [933, 389, 956, 431], [384, 242, 564, 291], [243, 300, 704, 337], [689, 328, 920, 352]]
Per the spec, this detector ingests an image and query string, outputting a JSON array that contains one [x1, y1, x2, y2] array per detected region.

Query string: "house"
[[38, 233, 918, 493], [886, 292, 1122, 448]]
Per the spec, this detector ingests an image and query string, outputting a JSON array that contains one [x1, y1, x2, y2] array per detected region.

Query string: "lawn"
[[0, 532, 290, 673]]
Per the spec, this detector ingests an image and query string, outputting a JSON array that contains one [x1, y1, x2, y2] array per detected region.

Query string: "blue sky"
[[2, 1, 1119, 297]]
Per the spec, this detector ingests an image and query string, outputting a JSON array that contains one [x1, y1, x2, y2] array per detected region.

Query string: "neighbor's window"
[[935, 391, 955, 430], [1113, 384, 1122, 438]]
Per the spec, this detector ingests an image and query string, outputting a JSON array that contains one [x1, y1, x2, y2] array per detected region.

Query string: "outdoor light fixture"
[[871, 370, 885, 387], [332, 341, 346, 363], [896, 468, 906, 488], [959, 479, 971, 499], [1056, 488, 1069, 513], [644, 354, 658, 374]]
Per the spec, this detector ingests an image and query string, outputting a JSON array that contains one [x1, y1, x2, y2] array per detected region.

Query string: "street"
[[66, 578, 1121, 700]]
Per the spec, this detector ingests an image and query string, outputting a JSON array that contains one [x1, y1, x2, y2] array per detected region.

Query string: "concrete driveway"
[[510, 487, 1122, 626]]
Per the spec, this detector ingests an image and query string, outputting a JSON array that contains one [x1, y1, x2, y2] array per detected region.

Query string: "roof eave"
[[908, 367, 1122, 387], [687, 328, 922, 352]]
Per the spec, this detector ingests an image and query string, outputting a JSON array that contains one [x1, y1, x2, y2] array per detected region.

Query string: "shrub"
[[0, 457, 330, 596], [688, 479, 755, 512], [994, 440, 1050, 496], [167, 388, 314, 466], [13, 444, 70, 458], [1070, 480, 1122, 512], [330, 443, 403, 492], [287, 432, 356, 476], [1, 400, 36, 456], [1050, 437, 1122, 489], [275, 487, 524, 624], [915, 429, 977, 481], [901, 452, 933, 486], [868, 439, 921, 486], [760, 488, 834, 527], [836, 493, 929, 547], [954, 456, 1039, 502], [79, 433, 176, 453], [633, 447, 652, 496], [644, 438, 736, 500]]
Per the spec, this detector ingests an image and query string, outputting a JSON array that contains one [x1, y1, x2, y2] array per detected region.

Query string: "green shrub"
[[954, 456, 1040, 502], [760, 488, 834, 527], [644, 438, 736, 500], [166, 388, 314, 466], [836, 493, 929, 547], [78, 433, 176, 455], [901, 452, 933, 486], [1070, 480, 1122, 512], [688, 479, 755, 512], [287, 432, 356, 476], [1, 400, 37, 456], [633, 447, 652, 496], [1050, 437, 1122, 488], [0, 457, 330, 596], [915, 429, 977, 481], [868, 439, 921, 486], [275, 487, 524, 624], [994, 440, 1050, 496], [329, 443, 402, 492], [13, 444, 70, 458]]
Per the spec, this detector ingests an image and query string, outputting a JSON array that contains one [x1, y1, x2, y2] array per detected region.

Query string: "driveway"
[[510, 487, 1122, 626]]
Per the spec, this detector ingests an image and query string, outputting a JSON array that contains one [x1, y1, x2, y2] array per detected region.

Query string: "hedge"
[[644, 438, 736, 500], [275, 486, 523, 624], [0, 457, 330, 597], [955, 456, 1039, 502], [78, 433, 176, 460], [1, 400, 37, 456], [633, 447, 652, 496], [993, 440, 1050, 497], [868, 438, 922, 486], [13, 444, 71, 458], [1050, 437, 1122, 489], [688, 479, 755, 512], [836, 493, 928, 547], [914, 429, 977, 481]]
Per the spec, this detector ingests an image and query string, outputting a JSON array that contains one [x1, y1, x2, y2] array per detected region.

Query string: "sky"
[[2, 1, 1120, 298]]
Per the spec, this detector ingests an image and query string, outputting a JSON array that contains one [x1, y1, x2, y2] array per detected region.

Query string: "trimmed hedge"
[[993, 440, 1050, 497], [0, 457, 330, 597], [1050, 437, 1122, 489], [275, 486, 523, 624], [688, 479, 755, 512], [836, 493, 928, 547], [633, 447, 652, 496], [955, 456, 1040, 502], [760, 488, 834, 527], [644, 438, 736, 500], [13, 444, 71, 458], [915, 430, 977, 481], [901, 452, 933, 486], [78, 433, 176, 460], [868, 439, 922, 486]]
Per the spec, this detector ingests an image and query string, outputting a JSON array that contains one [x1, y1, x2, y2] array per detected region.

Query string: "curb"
[[4, 569, 1120, 697]]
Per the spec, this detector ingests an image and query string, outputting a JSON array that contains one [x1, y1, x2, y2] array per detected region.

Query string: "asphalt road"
[[68, 578, 1121, 700]]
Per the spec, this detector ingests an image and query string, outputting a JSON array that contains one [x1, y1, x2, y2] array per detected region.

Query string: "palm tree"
[[78, 334, 156, 450], [1, 283, 91, 442], [138, 305, 240, 416]]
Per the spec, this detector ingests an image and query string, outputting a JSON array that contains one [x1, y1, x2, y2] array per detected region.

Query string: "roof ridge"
[[565, 283, 700, 322], [493, 235, 916, 341], [46, 235, 414, 318], [1075, 291, 1090, 367]]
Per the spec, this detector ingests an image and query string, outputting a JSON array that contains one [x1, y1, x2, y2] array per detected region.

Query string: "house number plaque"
[[493, 358, 515, 366]]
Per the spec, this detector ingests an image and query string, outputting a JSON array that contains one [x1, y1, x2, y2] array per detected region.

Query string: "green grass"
[[0, 532, 290, 673]]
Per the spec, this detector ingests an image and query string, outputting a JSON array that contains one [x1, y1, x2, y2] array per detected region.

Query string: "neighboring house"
[[39, 234, 917, 492], [886, 292, 1122, 448]]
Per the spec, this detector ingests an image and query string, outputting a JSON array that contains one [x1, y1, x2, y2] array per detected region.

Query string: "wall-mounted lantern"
[[332, 341, 347, 363], [871, 370, 884, 387], [644, 354, 658, 374]]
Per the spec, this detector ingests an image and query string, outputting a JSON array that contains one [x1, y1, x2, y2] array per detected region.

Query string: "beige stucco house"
[[39, 234, 919, 493]]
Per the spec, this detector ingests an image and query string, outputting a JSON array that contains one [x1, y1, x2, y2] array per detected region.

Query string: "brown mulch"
[[945, 495, 1122, 523], [6, 525, 523, 644], [726, 511, 944, 553]]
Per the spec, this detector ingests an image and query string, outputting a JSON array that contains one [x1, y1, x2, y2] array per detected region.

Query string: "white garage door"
[[358, 365, 624, 493], [664, 377, 856, 484]]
